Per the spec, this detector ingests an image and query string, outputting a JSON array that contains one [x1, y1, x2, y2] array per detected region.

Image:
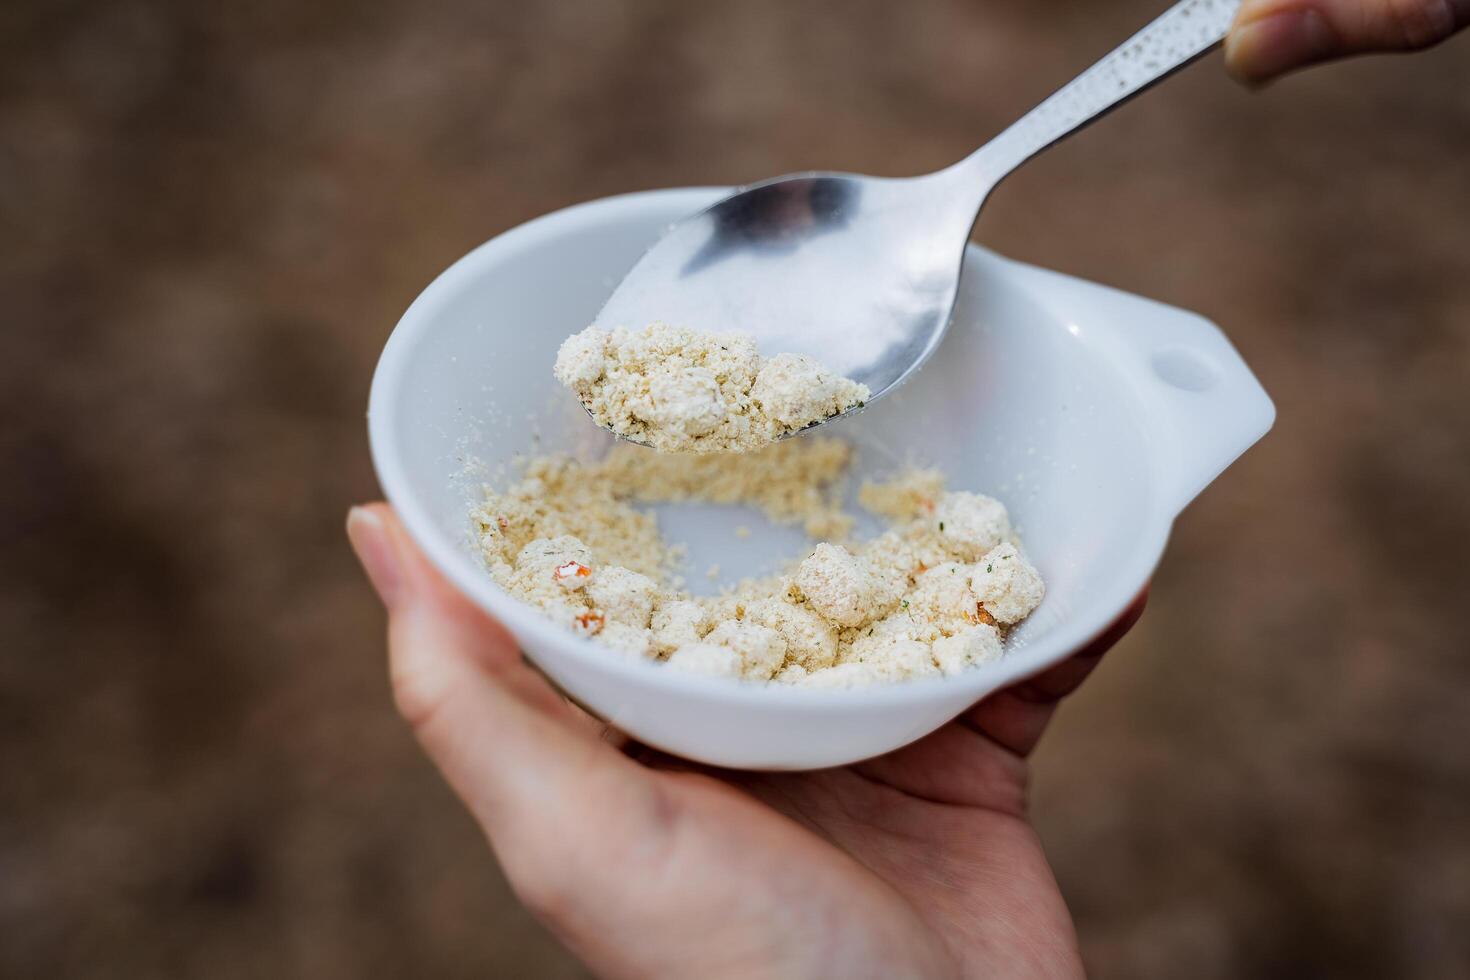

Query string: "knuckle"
[[503, 776, 681, 928], [389, 659, 453, 734], [507, 864, 577, 925], [500, 827, 604, 929]]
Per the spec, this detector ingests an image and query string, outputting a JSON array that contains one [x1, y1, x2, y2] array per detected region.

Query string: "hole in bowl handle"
[[1122, 310, 1276, 515]]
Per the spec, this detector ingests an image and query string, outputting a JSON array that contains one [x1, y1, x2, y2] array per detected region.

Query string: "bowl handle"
[[1122, 307, 1276, 515], [999, 256, 1276, 516]]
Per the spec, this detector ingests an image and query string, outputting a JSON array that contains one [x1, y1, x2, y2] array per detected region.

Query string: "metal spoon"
[[589, 0, 1241, 436]]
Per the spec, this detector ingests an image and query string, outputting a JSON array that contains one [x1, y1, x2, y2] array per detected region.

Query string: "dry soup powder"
[[471, 438, 1044, 688], [554, 322, 869, 454]]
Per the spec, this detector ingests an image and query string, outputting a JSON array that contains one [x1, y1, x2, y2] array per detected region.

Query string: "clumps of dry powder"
[[471, 438, 1044, 688], [554, 322, 869, 454]]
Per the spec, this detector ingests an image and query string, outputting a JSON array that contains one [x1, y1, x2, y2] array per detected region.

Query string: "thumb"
[[345, 504, 652, 838], [1226, 0, 1469, 84]]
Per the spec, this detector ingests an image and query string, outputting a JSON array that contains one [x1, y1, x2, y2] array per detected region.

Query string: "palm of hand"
[[350, 504, 1142, 980], [617, 726, 1080, 979]]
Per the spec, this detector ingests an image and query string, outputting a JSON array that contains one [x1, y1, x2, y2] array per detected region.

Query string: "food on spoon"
[[471, 438, 1043, 688], [554, 322, 869, 454]]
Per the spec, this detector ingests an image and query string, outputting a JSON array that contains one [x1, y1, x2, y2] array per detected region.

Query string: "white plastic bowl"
[[368, 187, 1274, 770]]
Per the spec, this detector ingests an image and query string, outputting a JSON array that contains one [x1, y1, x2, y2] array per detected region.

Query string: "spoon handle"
[[959, 0, 1241, 191]]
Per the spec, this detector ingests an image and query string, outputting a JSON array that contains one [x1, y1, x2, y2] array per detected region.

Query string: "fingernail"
[[1225, 7, 1336, 85], [347, 506, 403, 608]]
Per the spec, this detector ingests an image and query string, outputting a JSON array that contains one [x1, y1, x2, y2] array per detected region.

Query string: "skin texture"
[[347, 504, 1148, 980], [1227, 0, 1469, 84]]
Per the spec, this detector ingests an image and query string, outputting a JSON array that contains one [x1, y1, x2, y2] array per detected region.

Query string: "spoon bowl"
[[591, 171, 972, 401]]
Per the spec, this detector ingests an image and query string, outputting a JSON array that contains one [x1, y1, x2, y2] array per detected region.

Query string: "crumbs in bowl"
[[471, 438, 1043, 688]]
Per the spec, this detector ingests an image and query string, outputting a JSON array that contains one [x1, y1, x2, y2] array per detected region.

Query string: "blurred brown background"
[[3, 0, 1467, 976]]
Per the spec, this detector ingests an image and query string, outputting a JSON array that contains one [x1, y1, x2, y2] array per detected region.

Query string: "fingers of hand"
[[962, 588, 1148, 757], [858, 723, 1030, 814], [1227, 0, 1468, 84]]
